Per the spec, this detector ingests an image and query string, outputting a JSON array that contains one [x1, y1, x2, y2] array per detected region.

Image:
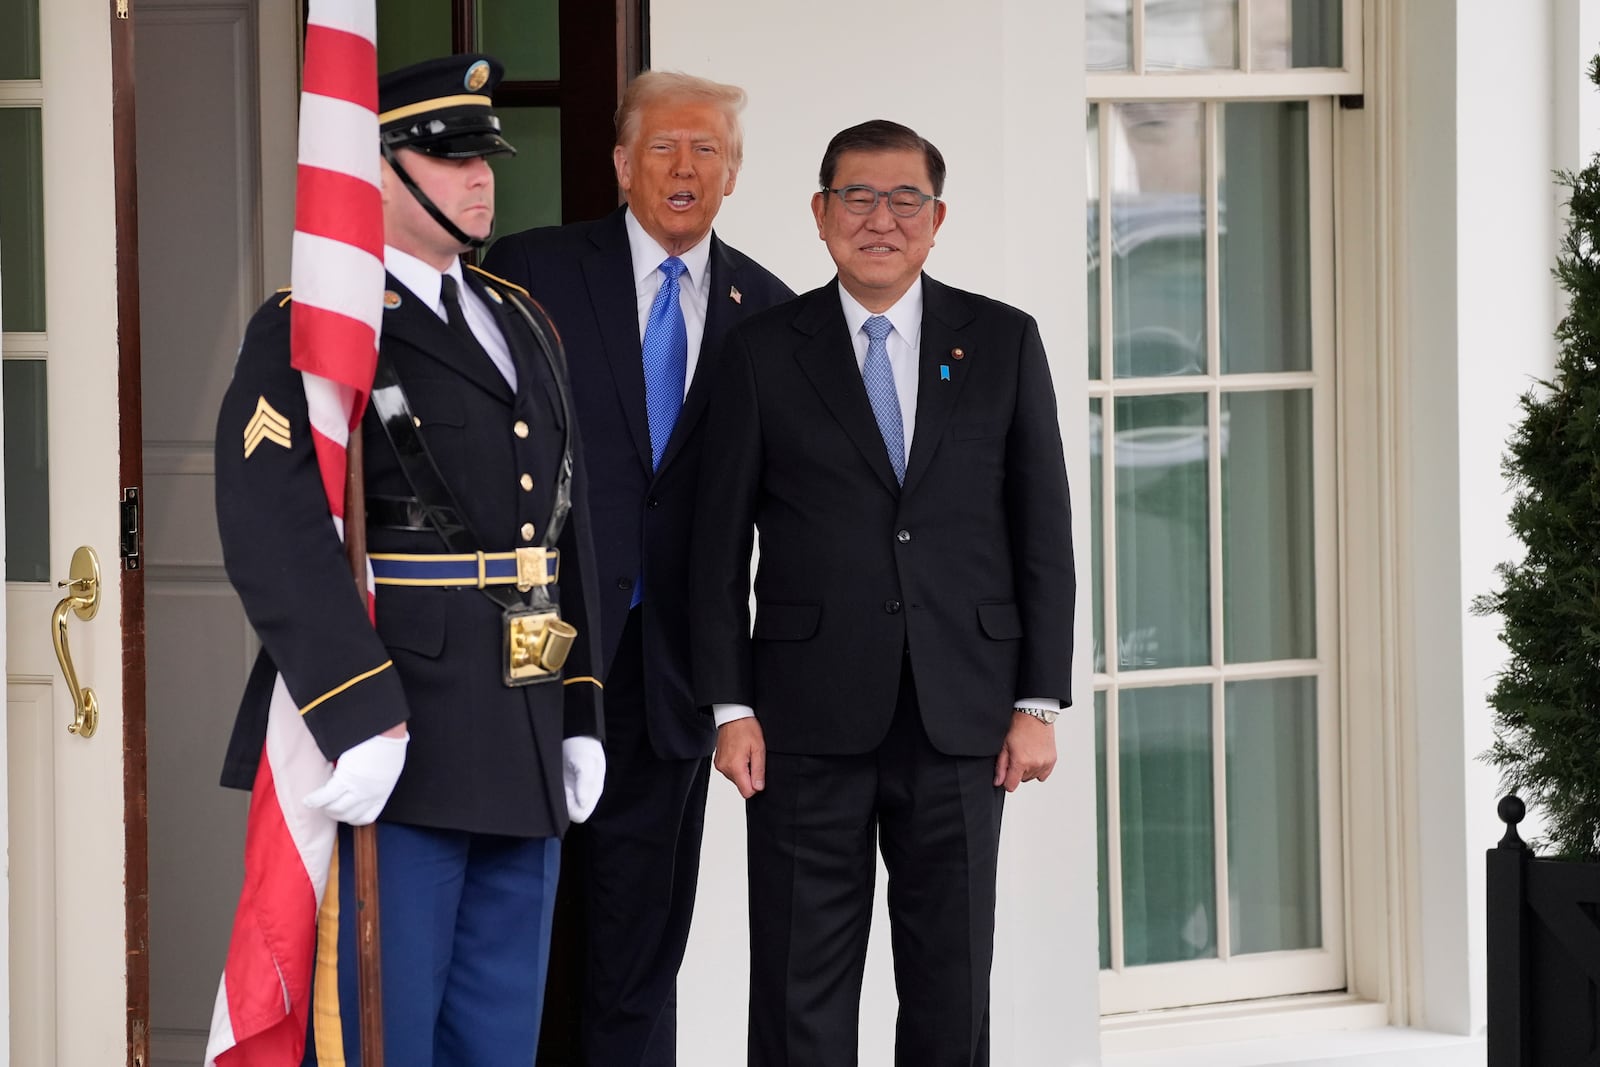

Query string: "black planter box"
[[1489, 796, 1600, 1065]]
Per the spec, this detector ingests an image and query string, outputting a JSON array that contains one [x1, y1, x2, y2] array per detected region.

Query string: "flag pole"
[[343, 429, 386, 1066]]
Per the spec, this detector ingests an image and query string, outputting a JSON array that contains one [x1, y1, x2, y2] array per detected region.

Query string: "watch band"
[[1016, 705, 1058, 725]]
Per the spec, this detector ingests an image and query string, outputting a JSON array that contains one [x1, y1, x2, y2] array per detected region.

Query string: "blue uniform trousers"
[[305, 821, 560, 1067]]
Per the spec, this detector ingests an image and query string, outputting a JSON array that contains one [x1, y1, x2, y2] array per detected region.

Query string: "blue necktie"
[[642, 257, 689, 471], [634, 257, 688, 608], [862, 315, 905, 484]]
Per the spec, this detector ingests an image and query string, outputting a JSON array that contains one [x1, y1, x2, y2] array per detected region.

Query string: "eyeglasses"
[[824, 185, 938, 218]]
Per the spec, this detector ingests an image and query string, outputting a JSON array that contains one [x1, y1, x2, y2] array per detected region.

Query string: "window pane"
[[1220, 102, 1310, 374], [1121, 684, 1215, 966], [1115, 393, 1210, 669], [491, 107, 562, 238], [1146, 0, 1238, 71], [1088, 104, 1101, 381], [1223, 390, 1315, 662], [1090, 398, 1105, 673], [1226, 677, 1321, 953], [1111, 103, 1205, 379], [1251, 0, 1343, 70], [480, 0, 559, 80], [376, 0, 451, 75], [1096, 691, 1111, 970], [4, 359, 49, 582], [1086, 0, 1132, 72], [0, 0, 40, 79], [0, 107, 45, 332]]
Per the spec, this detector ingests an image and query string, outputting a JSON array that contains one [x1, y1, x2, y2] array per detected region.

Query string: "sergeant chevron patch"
[[244, 396, 292, 458]]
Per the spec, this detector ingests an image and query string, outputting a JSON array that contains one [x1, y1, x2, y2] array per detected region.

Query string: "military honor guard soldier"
[[214, 54, 605, 1066]]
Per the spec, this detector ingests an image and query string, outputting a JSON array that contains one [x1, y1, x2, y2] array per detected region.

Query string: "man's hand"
[[304, 729, 410, 824], [715, 717, 767, 799], [993, 712, 1056, 793], [562, 735, 606, 823]]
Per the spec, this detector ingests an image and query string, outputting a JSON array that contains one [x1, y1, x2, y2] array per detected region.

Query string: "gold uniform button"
[[520, 474, 534, 491], [520, 522, 536, 541], [513, 420, 529, 439]]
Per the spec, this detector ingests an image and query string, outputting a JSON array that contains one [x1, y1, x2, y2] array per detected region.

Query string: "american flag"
[[205, 1, 384, 1062]]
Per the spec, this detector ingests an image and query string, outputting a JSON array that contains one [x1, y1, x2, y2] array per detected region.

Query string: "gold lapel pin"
[[951, 347, 964, 360], [383, 290, 402, 309]]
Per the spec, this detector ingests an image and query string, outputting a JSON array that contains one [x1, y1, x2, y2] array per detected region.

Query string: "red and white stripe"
[[206, 2, 383, 1062]]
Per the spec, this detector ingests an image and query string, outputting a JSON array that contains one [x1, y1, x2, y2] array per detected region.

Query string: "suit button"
[[896, 529, 911, 544], [647, 497, 661, 509], [520, 474, 534, 491], [513, 420, 530, 439], [617, 577, 633, 591], [520, 522, 535, 541], [885, 600, 901, 614]]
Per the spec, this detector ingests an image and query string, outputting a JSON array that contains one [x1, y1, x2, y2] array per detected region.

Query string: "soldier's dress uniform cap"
[[378, 53, 515, 159]]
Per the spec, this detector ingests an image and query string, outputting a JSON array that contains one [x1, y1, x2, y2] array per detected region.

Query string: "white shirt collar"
[[624, 209, 712, 296], [384, 245, 466, 313], [838, 278, 924, 343]]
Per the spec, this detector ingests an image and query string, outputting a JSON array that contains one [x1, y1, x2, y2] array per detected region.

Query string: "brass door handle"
[[50, 545, 101, 739]]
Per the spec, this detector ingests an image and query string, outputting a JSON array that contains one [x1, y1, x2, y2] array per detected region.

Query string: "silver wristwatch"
[[1015, 705, 1059, 726]]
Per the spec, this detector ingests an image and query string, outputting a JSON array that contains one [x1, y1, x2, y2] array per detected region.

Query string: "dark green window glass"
[[491, 107, 561, 237], [1252, 0, 1343, 70], [4, 359, 49, 582], [1220, 102, 1311, 374], [1095, 691, 1111, 970], [0, 106, 45, 332], [479, 0, 559, 80], [1119, 684, 1216, 966], [0, 0, 40, 79], [376, 0, 451, 76], [1223, 390, 1316, 662], [1226, 677, 1321, 953]]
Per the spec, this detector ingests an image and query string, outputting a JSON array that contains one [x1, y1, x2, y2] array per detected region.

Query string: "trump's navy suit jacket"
[[484, 207, 793, 758]]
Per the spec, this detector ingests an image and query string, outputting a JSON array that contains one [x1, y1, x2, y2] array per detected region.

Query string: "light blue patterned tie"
[[862, 314, 905, 484], [641, 257, 689, 472]]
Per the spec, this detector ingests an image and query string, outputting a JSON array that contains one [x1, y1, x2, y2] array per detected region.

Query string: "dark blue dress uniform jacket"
[[484, 207, 792, 759], [215, 268, 604, 840]]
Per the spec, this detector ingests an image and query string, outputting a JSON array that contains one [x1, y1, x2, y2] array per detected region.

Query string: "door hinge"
[[121, 487, 141, 570], [116, 0, 130, 19]]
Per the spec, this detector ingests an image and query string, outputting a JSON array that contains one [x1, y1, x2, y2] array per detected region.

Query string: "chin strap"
[[383, 143, 493, 250]]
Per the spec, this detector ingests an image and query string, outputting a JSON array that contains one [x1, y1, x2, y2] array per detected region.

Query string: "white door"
[[3, 1, 141, 1064]]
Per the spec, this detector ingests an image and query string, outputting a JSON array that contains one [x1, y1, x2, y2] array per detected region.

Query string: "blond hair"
[[615, 70, 747, 171]]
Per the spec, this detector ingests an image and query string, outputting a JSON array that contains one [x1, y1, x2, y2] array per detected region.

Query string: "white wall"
[[650, 2, 1100, 1063], [1397, 0, 1561, 1039]]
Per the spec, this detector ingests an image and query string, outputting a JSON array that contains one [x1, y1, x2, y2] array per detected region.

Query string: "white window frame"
[[1089, 0, 1366, 1024]]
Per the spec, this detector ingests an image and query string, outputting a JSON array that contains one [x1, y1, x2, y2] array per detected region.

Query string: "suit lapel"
[[657, 233, 740, 475], [584, 209, 654, 473], [382, 274, 513, 402], [903, 275, 975, 495], [792, 283, 902, 496]]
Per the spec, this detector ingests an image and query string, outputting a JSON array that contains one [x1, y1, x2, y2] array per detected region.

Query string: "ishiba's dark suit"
[[483, 206, 792, 1065], [691, 275, 1075, 1067]]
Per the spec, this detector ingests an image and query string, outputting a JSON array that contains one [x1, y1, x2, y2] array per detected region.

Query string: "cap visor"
[[409, 131, 517, 159]]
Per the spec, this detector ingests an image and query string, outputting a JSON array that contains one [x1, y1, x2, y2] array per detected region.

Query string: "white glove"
[[562, 735, 606, 823], [304, 732, 409, 825]]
